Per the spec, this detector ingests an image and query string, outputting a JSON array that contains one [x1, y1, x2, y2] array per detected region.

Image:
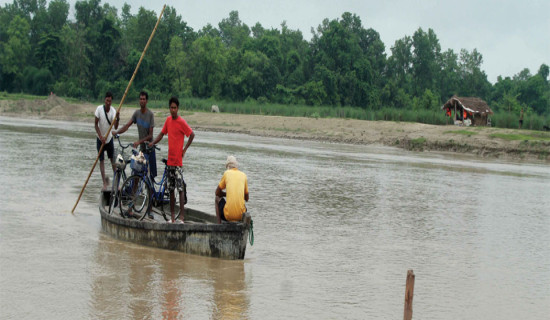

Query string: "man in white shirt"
[[94, 91, 119, 190]]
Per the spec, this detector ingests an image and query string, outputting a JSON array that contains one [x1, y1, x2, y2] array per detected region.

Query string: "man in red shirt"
[[149, 97, 194, 223]]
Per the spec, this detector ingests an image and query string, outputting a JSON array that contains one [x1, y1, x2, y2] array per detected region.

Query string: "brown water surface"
[[1, 117, 549, 319]]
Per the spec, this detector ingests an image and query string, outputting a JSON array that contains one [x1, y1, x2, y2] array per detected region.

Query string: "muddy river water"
[[0, 116, 549, 319]]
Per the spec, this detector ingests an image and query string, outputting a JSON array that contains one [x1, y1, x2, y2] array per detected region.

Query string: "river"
[[0, 116, 548, 319]]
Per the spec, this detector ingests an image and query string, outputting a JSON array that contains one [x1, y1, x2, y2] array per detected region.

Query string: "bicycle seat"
[[162, 159, 168, 165]]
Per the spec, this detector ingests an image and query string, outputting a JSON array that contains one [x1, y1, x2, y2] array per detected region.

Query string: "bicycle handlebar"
[[145, 144, 161, 152], [114, 134, 133, 150]]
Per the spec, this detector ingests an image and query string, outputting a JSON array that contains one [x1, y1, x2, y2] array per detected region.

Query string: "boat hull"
[[99, 192, 250, 260]]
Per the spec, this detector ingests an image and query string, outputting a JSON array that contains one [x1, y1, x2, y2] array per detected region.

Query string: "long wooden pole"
[[71, 5, 166, 214], [403, 269, 415, 320]]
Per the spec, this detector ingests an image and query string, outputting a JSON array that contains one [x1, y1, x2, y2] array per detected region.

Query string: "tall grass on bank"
[[93, 96, 550, 131], [0, 92, 48, 101], [490, 112, 550, 131], [173, 97, 451, 125], [176, 98, 549, 131], [3, 92, 549, 131]]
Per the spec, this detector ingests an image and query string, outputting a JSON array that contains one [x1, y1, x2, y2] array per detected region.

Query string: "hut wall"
[[472, 114, 488, 126]]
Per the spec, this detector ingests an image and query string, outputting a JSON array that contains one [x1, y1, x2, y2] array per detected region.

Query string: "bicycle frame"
[[108, 135, 133, 215], [122, 144, 185, 221], [131, 146, 170, 206]]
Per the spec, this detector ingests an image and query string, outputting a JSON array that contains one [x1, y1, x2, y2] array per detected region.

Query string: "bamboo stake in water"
[[71, 5, 166, 214], [403, 269, 415, 320]]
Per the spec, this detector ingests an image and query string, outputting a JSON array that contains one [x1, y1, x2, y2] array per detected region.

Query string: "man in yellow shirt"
[[215, 155, 249, 223]]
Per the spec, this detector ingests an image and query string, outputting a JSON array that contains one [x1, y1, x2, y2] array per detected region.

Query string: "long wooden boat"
[[98, 191, 251, 260]]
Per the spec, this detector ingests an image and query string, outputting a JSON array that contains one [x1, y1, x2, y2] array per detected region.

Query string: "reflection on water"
[[0, 117, 549, 319], [90, 235, 248, 319]]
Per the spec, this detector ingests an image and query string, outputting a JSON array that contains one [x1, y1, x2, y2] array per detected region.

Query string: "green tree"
[[518, 72, 549, 115], [490, 76, 515, 112], [236, 50, 278, 100], [415, 88, 439, 110], [35, 32, 63, 77], [73, 0, 123, 96], [23, 66, 52, 94], [58, 23, 92, 98], [311, 12, 383, 107], [251, 22, 265, 39], [300, 80, 327, 106], [387, 36, 413, 96], [458, 48, 491, 98], [411, 28, 441, 96], [198, 23, 220, 38], [165, 35, 190, 96], [438, 49, 460, 99], [47, 0, 69, 32], [501, 92, 524, 113], [0, 15, 31, 91], [537, 63, 549, 82], [218, 10, 250, 49], [187, 36, 227, 98], [279, 22, 310, 82]]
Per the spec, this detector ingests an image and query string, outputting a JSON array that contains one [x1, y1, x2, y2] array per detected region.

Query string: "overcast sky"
[[3, 0, 549, 83]]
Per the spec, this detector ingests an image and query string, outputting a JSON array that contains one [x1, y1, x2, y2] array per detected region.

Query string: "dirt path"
[[1, 95, 549, 162]]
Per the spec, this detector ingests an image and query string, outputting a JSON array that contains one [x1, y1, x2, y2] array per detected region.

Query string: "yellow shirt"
[[218, 168, 248, 221]]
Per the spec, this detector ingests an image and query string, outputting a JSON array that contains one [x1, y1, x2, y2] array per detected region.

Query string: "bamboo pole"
[[71, 5, 166, 214], [403, 269, 415, 320]]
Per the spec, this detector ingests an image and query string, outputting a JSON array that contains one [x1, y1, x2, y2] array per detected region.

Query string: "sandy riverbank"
[[1, 95, 549, 162]]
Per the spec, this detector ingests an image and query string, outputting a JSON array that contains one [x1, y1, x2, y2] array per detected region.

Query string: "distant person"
[[519, 108, 524, 129], [94, 91, 119, 190], [215, 155, 249, 224], [149, 97, 194, 223], [113, 91, 156, 219]]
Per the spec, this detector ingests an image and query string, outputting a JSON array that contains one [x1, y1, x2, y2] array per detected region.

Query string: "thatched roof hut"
[[442, 96, 493, 126]]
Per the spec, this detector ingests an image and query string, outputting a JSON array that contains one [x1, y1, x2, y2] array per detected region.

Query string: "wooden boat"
[[98, 191, 252, 260]]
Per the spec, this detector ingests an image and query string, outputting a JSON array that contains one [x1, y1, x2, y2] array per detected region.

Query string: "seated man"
[[215, 156, 249, 224]]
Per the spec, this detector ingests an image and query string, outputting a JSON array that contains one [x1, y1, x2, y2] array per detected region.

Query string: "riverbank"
[[1, 95, 549, 162]]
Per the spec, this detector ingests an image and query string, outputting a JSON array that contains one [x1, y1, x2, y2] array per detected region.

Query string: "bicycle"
[[108, 135, 133, 215], [119, 145, 186, 222]]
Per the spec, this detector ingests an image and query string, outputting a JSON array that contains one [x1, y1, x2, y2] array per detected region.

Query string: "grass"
[[410, 137, 426, 150], [0, 92, 48, 101], [444, 130, 478, 136], [490, 133, 550, 141]]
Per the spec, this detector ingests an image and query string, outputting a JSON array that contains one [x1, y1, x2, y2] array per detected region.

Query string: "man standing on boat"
[[149, 96, 194, 223], [215, 155, 249, 224], [95, 91, 119, 190], [113, 91, 157, 178], [113, 91, 156, 219]]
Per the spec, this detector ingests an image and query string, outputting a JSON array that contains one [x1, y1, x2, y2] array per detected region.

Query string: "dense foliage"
[[1, 0, 549, 120]]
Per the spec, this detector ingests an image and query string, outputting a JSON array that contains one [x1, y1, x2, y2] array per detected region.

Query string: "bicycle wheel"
[[161, 186, 185, 221], [108, 170, 125, 214], [119, 175, 151, 220], [159, 186, 171, 222]]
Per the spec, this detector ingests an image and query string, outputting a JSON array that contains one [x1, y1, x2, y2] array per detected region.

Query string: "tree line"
[[1, 0, 549, 118]]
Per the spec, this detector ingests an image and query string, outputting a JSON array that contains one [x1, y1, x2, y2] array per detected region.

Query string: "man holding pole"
[[149, 96, 194, 223], [95, 91, 120, 190], [71, 5, 166, 214]]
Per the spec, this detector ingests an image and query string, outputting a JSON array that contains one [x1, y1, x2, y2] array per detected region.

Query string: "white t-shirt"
[[95, 105, 116, 143]]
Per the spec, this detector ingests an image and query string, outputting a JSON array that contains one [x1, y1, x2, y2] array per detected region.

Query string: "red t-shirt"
[[161, 116, 193, 166]]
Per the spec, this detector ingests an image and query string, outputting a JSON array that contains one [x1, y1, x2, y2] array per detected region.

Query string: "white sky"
[[3, 0, 549, 83]]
